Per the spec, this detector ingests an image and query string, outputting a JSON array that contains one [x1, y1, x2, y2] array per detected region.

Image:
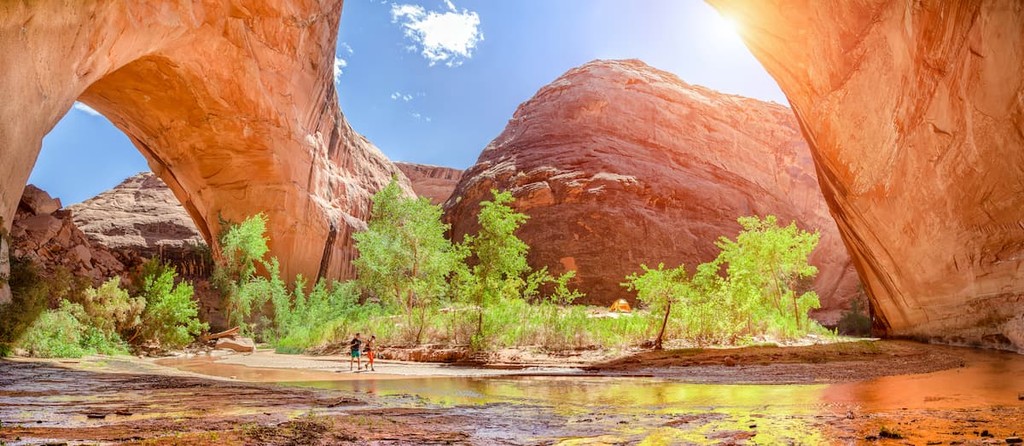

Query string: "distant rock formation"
[[68, 173, 204, 262], [395, 162, 463, 205], [10, 185, 126, 282], [445, 59, 860, 324], [709, 0, 1024, 351]]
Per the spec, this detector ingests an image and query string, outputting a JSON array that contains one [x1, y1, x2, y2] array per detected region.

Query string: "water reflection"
[[157, 348, 1024, 444], [824, 348, 1024, 410]]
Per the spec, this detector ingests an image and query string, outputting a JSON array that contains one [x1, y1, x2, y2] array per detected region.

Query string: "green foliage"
[[212, 213, 273, 334], [78, 276, 145, 336], [546, 270, 584, 305], [18, 300, 129, 358], [479, 298, 649, 351], [460, 189, 532, 342], [623, 215, 826, 347], [267, 277, 376, 353], [715, 215, 822, 338], [0, 257, 50, 356], [135, 260, 207, 349], [9, 258, 206, 357], [353, 179, 463, 344], [623, 264, 690, 349]]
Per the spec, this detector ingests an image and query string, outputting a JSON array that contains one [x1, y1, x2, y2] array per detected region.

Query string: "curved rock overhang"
[[708, 0, 1024, 350], [0, 1, 409, 293]]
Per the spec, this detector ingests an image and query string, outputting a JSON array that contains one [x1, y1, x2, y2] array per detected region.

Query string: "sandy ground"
[[586, 339, 970, 383], [153, 339, 966, 384]]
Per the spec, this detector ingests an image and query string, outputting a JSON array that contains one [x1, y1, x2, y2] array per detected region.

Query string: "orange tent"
[[609, 298, 632, 312]]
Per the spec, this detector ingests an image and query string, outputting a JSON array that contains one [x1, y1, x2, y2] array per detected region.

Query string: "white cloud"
[[390, 91, 413, 102], [339, 42, 354, 55], [73, 102, 100, 116], [333, 56, 347, 83], [411, 112, 431, 122], [390, 1, 483, 67]]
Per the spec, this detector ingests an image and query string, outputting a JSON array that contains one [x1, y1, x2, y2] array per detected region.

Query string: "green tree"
[[134, 261, 207, 349], [622, 263, 690, 350], [212, 213, 272, 332], [461, 189, 531, 342], [715, 215, 821, 336], [353, 179, 462, 344]]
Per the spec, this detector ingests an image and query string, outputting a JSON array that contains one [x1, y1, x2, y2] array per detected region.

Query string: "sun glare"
[[710, 12, 744, 45]]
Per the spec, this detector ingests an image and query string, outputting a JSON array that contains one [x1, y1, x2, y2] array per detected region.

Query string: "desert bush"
[[78, 276, 145, 336], [18, 300, 129, 358], [133, 260, 207, 349], [268, 278, 372, 353]]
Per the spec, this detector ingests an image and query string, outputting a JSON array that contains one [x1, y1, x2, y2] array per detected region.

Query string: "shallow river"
[[160, 349, 1024, 444]]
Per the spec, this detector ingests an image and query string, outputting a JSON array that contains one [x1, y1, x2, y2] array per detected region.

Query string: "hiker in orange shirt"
[[363, 335, 376, 372]]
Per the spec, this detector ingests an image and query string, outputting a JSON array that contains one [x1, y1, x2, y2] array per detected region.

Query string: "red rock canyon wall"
[[709, 0, 1024, 350]]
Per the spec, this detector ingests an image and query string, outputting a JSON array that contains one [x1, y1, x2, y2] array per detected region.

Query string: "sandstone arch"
[[709, 0, 1024, 350], [0, 0, 408, 301]]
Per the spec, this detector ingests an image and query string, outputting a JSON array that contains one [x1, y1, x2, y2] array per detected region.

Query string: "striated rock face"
[[0, 1, 409, 293], [68, 173, 205, 261], [444, 60, 860, 323], [708, 0, 1024, 351], [10, 186, 126, 283], [395, 162, 464, 205]]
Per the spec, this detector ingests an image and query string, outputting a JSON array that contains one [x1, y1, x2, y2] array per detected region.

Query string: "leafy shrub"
[[18, 300, 129, 358], [78, 276, 145, 336], [712, 216, 822, 338], [134, 260, 207, 349], [623, 215, 827, 347], [273, 285, 387, 353]]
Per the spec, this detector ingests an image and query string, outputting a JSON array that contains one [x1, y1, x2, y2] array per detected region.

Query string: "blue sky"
[[31, 0, 785, 205]]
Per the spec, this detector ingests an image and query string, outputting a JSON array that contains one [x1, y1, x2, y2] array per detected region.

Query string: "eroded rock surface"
[[68, 173, 205, 261], [708, 0, 1024, 350], [395, 162, 463, 205], [444, 60, 860, 323], [0, 1, 409, 289], [10, 186, 126, 283]]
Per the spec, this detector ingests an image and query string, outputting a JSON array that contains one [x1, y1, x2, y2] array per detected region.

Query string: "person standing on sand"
[[364, 335, 376, 372], [349, 333, 363, 371]]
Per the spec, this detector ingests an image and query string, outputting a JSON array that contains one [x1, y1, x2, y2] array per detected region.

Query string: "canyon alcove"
[[1, 0, 1023, 353]]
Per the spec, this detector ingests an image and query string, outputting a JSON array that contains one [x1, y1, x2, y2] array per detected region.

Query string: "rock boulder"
[[10, 186, 126, 283]]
